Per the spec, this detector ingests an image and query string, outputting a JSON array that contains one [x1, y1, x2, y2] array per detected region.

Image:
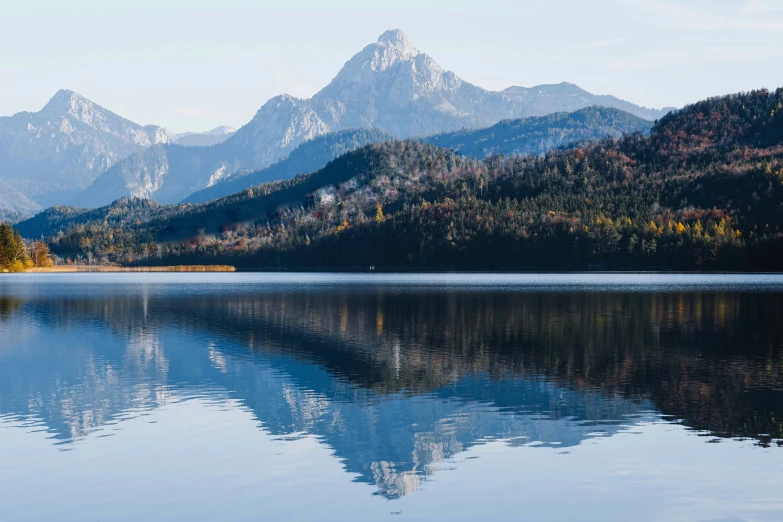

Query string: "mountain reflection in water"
[[0, 274, 782, 499]]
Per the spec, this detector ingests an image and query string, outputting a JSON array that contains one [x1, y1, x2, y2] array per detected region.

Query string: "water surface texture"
[[1, 273, 782, 521]]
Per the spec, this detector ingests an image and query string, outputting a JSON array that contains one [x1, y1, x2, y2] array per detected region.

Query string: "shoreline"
[[21, 265, 236, 273], [6, 267, 783, 275]]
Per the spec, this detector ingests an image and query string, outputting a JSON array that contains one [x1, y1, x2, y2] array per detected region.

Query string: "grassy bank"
[[22, 265, 236, 273]]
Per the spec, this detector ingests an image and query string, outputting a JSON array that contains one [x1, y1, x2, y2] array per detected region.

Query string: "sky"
[[1, 0, 782, 133]]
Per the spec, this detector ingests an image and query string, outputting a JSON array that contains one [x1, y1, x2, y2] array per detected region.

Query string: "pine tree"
[[0, 223, 30, 271]]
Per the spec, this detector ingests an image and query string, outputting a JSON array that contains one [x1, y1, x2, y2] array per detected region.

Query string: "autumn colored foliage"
[[19, 88, 783, 271]]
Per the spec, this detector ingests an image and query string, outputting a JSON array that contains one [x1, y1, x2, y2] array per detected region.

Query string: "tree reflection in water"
[[1, 283, 781, 497]]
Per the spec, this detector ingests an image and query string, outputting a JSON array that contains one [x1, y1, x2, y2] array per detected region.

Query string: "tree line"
[[0, 223, 53, 271], [25, 88, 783, 271]]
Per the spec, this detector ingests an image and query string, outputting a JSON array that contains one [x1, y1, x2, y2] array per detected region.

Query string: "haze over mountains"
[[186, 107, 652, 204], [184, 128, 396, 204], [0, 29, 672, 220], [20, 87, 782, 272], [0, 90, 171, 220], [172, 126, 237, 147]]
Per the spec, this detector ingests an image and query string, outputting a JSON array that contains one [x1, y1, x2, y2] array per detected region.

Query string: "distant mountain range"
[[19, 88, 783, 272], [76, 30, 669, 208], [0, 90, 171, 218], [183, 128, 396, 204], [172, 126, 237, 147], [0, 180, 41, 223], [0, 29, 672, 220], [185, 107, 651, 204], [424, 106, 653, 158], [17, 105, 651, 237]]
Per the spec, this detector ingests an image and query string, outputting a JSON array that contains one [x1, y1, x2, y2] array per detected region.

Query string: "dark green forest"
[[0, 223, 54, 271], [0, 223, 30, 271], [17, 89, 783, 271]]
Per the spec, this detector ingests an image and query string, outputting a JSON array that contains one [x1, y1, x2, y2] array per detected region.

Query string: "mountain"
[[74, 141, 253, 208], [422, 106, 652, 158], [183, 108, 650, 205], [501, 83, 674, 122], [228, 29, 669, 165], [19, 145, 388, 243], [173, 126, 237, 147], [0, 89, 171, 217], [23, 107, 647, 232], [184, 128, 395, 204], [0, 181, 40, 223], [15, 198, 171, 240], [25, 88, 783, 271], [70, 29, 669, 209]]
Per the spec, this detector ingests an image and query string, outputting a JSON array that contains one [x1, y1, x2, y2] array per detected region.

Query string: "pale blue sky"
[[2, 0, 782, 132]]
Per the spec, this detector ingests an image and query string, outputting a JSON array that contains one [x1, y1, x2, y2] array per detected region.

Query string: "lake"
[[1, 273, 782, 521]]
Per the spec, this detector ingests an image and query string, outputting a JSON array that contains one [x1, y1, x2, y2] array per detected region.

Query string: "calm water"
[[1, 273, 782, 521]]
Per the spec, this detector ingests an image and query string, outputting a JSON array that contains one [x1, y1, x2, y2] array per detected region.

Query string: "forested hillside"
[[184, 108, 649, 205], [183, 129, 395, 204], [19, 89, 783, 271], [16, 199, 175, 240], [21, 106, 649, 236]]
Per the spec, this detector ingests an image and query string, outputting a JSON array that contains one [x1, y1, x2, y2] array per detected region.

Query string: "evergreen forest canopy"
[[0, 223, 52, 272], [0, 223, 29, 271], [16, 89, 783, 271]]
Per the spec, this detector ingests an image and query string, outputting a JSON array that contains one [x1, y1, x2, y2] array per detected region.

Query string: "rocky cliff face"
[[5, 30, 670, 214], [238, 29, 670, 163], [0, 89, 171, 215]]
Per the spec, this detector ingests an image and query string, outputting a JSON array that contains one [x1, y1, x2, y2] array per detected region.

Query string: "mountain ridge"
[[66, 29, 670, 209], [183, 128, 397, 204], [173, 126, 237, 147], [183, 106, 651, 204], [21, 88, 783, 271], [0, 89, 171, 217]]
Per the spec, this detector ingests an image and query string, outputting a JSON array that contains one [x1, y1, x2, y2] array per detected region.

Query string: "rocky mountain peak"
[[368, 29, 420, 72], [329, 29, 424, 82], [1, 30, 673, 219], [48, 88, 82, 102], [375, 30, 419, 60], [42, 89, 95, 117], [39, 89, 138, 136]]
